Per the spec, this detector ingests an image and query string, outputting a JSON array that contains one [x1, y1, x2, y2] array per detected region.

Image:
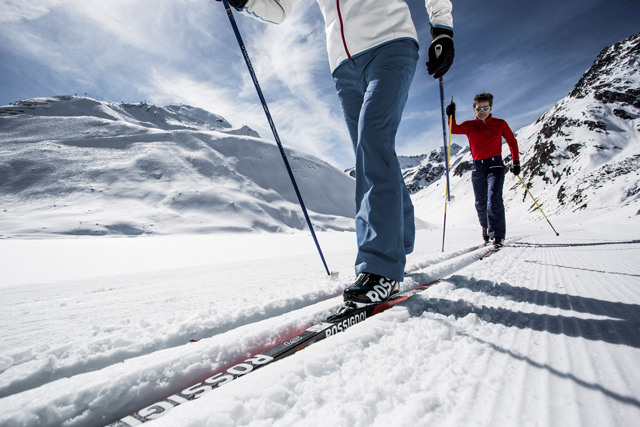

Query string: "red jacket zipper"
[[336, 0, 352, 60]]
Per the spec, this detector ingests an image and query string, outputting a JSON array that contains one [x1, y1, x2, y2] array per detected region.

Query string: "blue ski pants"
[[333, 39, 419, 282], [471, 156, 506, 239]]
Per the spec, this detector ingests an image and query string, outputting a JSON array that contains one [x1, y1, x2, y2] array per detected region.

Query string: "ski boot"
[[343, 273, 399, 306], [482, 227, 490, 244]]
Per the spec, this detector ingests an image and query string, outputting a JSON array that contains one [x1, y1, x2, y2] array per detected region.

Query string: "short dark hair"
[[473, 93, 493, 107]]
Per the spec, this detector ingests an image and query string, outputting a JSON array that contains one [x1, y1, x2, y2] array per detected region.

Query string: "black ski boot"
[[493, 237, 504, 248], [343, 273, 399, 304], [482, 227, 490, 244]]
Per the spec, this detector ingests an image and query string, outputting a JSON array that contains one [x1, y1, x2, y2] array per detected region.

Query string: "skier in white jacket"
[[219, 0, 455, 304]]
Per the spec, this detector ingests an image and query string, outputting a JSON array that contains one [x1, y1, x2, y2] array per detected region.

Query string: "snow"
[[0, 96, 356, 237], [1, 35, 640, 426], [1, 207, 640, 427]]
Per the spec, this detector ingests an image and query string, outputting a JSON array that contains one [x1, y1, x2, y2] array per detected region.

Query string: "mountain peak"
[[569, 31, 640, 109], [509, 32, 640, 215]]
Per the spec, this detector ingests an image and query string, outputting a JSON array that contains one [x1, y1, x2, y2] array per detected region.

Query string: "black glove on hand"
[[216, 0, 248, 7], [446, 101, 456, 117], [427, 28, 455, 79], [511, 161, 521, 176]]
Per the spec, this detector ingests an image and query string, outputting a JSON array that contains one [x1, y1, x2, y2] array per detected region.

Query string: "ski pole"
[[442, 98, 456, 251], [447, 99, 453, 180], [439, 77, 452, 252], [221, 0, 336, 278], [446, 96, 455, 203], [516, 174, 560, 236]]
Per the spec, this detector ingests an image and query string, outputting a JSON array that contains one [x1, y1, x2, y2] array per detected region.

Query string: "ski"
[[107, 245, 500, 426], [480, 244, 502, 259]]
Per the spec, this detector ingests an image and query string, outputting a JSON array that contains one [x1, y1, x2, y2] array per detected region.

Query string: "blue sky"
[[1, 0, 639, 170]]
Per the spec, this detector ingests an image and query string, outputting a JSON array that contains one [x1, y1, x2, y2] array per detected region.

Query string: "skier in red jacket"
[[446, 93, 520, 247]]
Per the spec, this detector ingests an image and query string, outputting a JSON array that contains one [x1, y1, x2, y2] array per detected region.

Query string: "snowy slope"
[[1, 211, 639, 427], [407, 32, 640, 230], [0, 96, 356, 237]]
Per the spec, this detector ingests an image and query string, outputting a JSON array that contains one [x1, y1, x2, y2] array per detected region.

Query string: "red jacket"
[[450, 115, 520, 161]]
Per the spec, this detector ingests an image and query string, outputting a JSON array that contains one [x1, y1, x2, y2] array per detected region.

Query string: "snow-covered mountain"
[[406, 31, 640, 227], [401, 143, 467, 194], [511, 31, 640, 216], [2, 32, 639, 239], [0, 96, 356, 237]]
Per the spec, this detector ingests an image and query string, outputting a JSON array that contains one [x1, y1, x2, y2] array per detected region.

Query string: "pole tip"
[[328, 271, 340, 280]]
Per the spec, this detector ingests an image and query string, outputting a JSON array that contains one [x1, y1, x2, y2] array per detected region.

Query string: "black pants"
[[471, 157, 506, 239]]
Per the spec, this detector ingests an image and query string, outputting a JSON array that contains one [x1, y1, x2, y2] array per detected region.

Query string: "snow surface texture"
[[1, 212, 640, 427]]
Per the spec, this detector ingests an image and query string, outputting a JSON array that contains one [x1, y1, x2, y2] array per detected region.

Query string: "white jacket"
[[238, 0, 453, 72]]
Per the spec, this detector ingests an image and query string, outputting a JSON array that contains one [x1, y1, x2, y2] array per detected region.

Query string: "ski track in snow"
[[0, 242, 489, 400], [1, 218, 640, 427]]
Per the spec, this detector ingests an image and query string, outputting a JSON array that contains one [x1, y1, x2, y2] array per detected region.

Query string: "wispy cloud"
[[0, 0, 65, 23], [125, 1, 355, 167], [216, 2, 353, 166]]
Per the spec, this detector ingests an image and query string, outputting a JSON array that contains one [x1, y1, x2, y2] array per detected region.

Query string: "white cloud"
[[211, 2, 353, 167], [0, 0, 65, 23], [142, 67, 262, 126], [73, 0, 220, 56]]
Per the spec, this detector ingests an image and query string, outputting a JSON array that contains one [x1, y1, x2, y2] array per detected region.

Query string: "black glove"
[[216, 0, 248, 7], [446, 101, 456, 117], [427, 28, 455, 79], [511, 161, 521, 176]]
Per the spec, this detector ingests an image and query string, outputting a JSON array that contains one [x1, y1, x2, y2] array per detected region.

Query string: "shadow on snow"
[[398, 275, 640, 410]]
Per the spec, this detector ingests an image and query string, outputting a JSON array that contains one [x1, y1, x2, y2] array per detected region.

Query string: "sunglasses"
[[474, 106, 491, 112]]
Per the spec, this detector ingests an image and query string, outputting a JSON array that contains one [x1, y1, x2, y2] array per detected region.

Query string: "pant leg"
[[333, 40, 418, 282], [402, 181, 415, 255], [487, 166, 506, 239], [471, 167, 489, 229], [333, 69, 365, 152]]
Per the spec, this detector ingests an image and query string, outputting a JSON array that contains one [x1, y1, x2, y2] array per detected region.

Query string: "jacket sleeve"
[[425, 0, 453, 30], [450, 116, 467, 135], [502, 121, 520, 161], [239, 0, 302, 24]]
